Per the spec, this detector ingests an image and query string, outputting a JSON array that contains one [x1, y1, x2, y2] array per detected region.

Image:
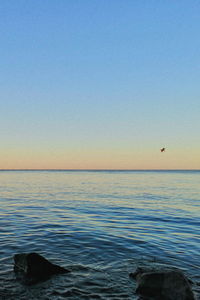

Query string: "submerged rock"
[[131, 267, 195, 300], [14, 253, 69, 284]]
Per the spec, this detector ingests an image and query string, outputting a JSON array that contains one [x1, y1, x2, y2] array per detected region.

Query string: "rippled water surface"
[[0, 170, 200, 299]]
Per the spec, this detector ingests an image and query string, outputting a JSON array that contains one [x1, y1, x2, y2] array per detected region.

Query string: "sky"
[[0, 0, 200, 169]]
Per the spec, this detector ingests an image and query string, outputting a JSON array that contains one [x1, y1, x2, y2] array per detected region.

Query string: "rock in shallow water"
[[130, 267, 195, 300], [14, 253, 69, 284]]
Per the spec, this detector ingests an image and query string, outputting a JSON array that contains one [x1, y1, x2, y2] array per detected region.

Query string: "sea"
[[0, 170, 199, 299]]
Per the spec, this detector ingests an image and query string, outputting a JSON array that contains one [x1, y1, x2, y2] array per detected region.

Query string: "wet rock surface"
[[130, 267, 195, 300], [14, 253, 69, 284]]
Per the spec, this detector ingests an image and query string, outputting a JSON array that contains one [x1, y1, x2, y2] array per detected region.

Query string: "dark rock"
[[131, 267, 195, 300], [14, 252, 69, 284]]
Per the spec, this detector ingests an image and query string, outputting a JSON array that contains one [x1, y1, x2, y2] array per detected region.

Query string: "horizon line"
[[0, 168, 200, 171]]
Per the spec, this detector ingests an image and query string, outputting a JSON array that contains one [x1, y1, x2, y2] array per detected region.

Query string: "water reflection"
[[0, 171, 200, 299]]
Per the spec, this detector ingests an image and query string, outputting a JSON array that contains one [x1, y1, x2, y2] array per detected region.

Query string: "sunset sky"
[[0, 1, 200, 169]]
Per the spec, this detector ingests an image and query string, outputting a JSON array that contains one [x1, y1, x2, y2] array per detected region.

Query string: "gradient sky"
[[0, 0, 200, 169]]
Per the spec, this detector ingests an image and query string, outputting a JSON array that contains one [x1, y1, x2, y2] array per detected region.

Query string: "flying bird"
[[160, 147, 166, 152]]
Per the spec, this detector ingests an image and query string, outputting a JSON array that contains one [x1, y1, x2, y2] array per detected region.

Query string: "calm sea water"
[[0, 170, 199, 299]]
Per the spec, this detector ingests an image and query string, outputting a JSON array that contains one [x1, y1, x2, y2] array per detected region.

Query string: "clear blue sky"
[[0, 0, 200, 169]]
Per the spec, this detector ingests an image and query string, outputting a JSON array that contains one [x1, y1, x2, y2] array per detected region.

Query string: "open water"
[[0, 170, 199, 299]]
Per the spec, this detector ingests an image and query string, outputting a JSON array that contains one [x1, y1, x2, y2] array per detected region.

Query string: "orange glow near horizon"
[[1, 147, 200, 170]]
